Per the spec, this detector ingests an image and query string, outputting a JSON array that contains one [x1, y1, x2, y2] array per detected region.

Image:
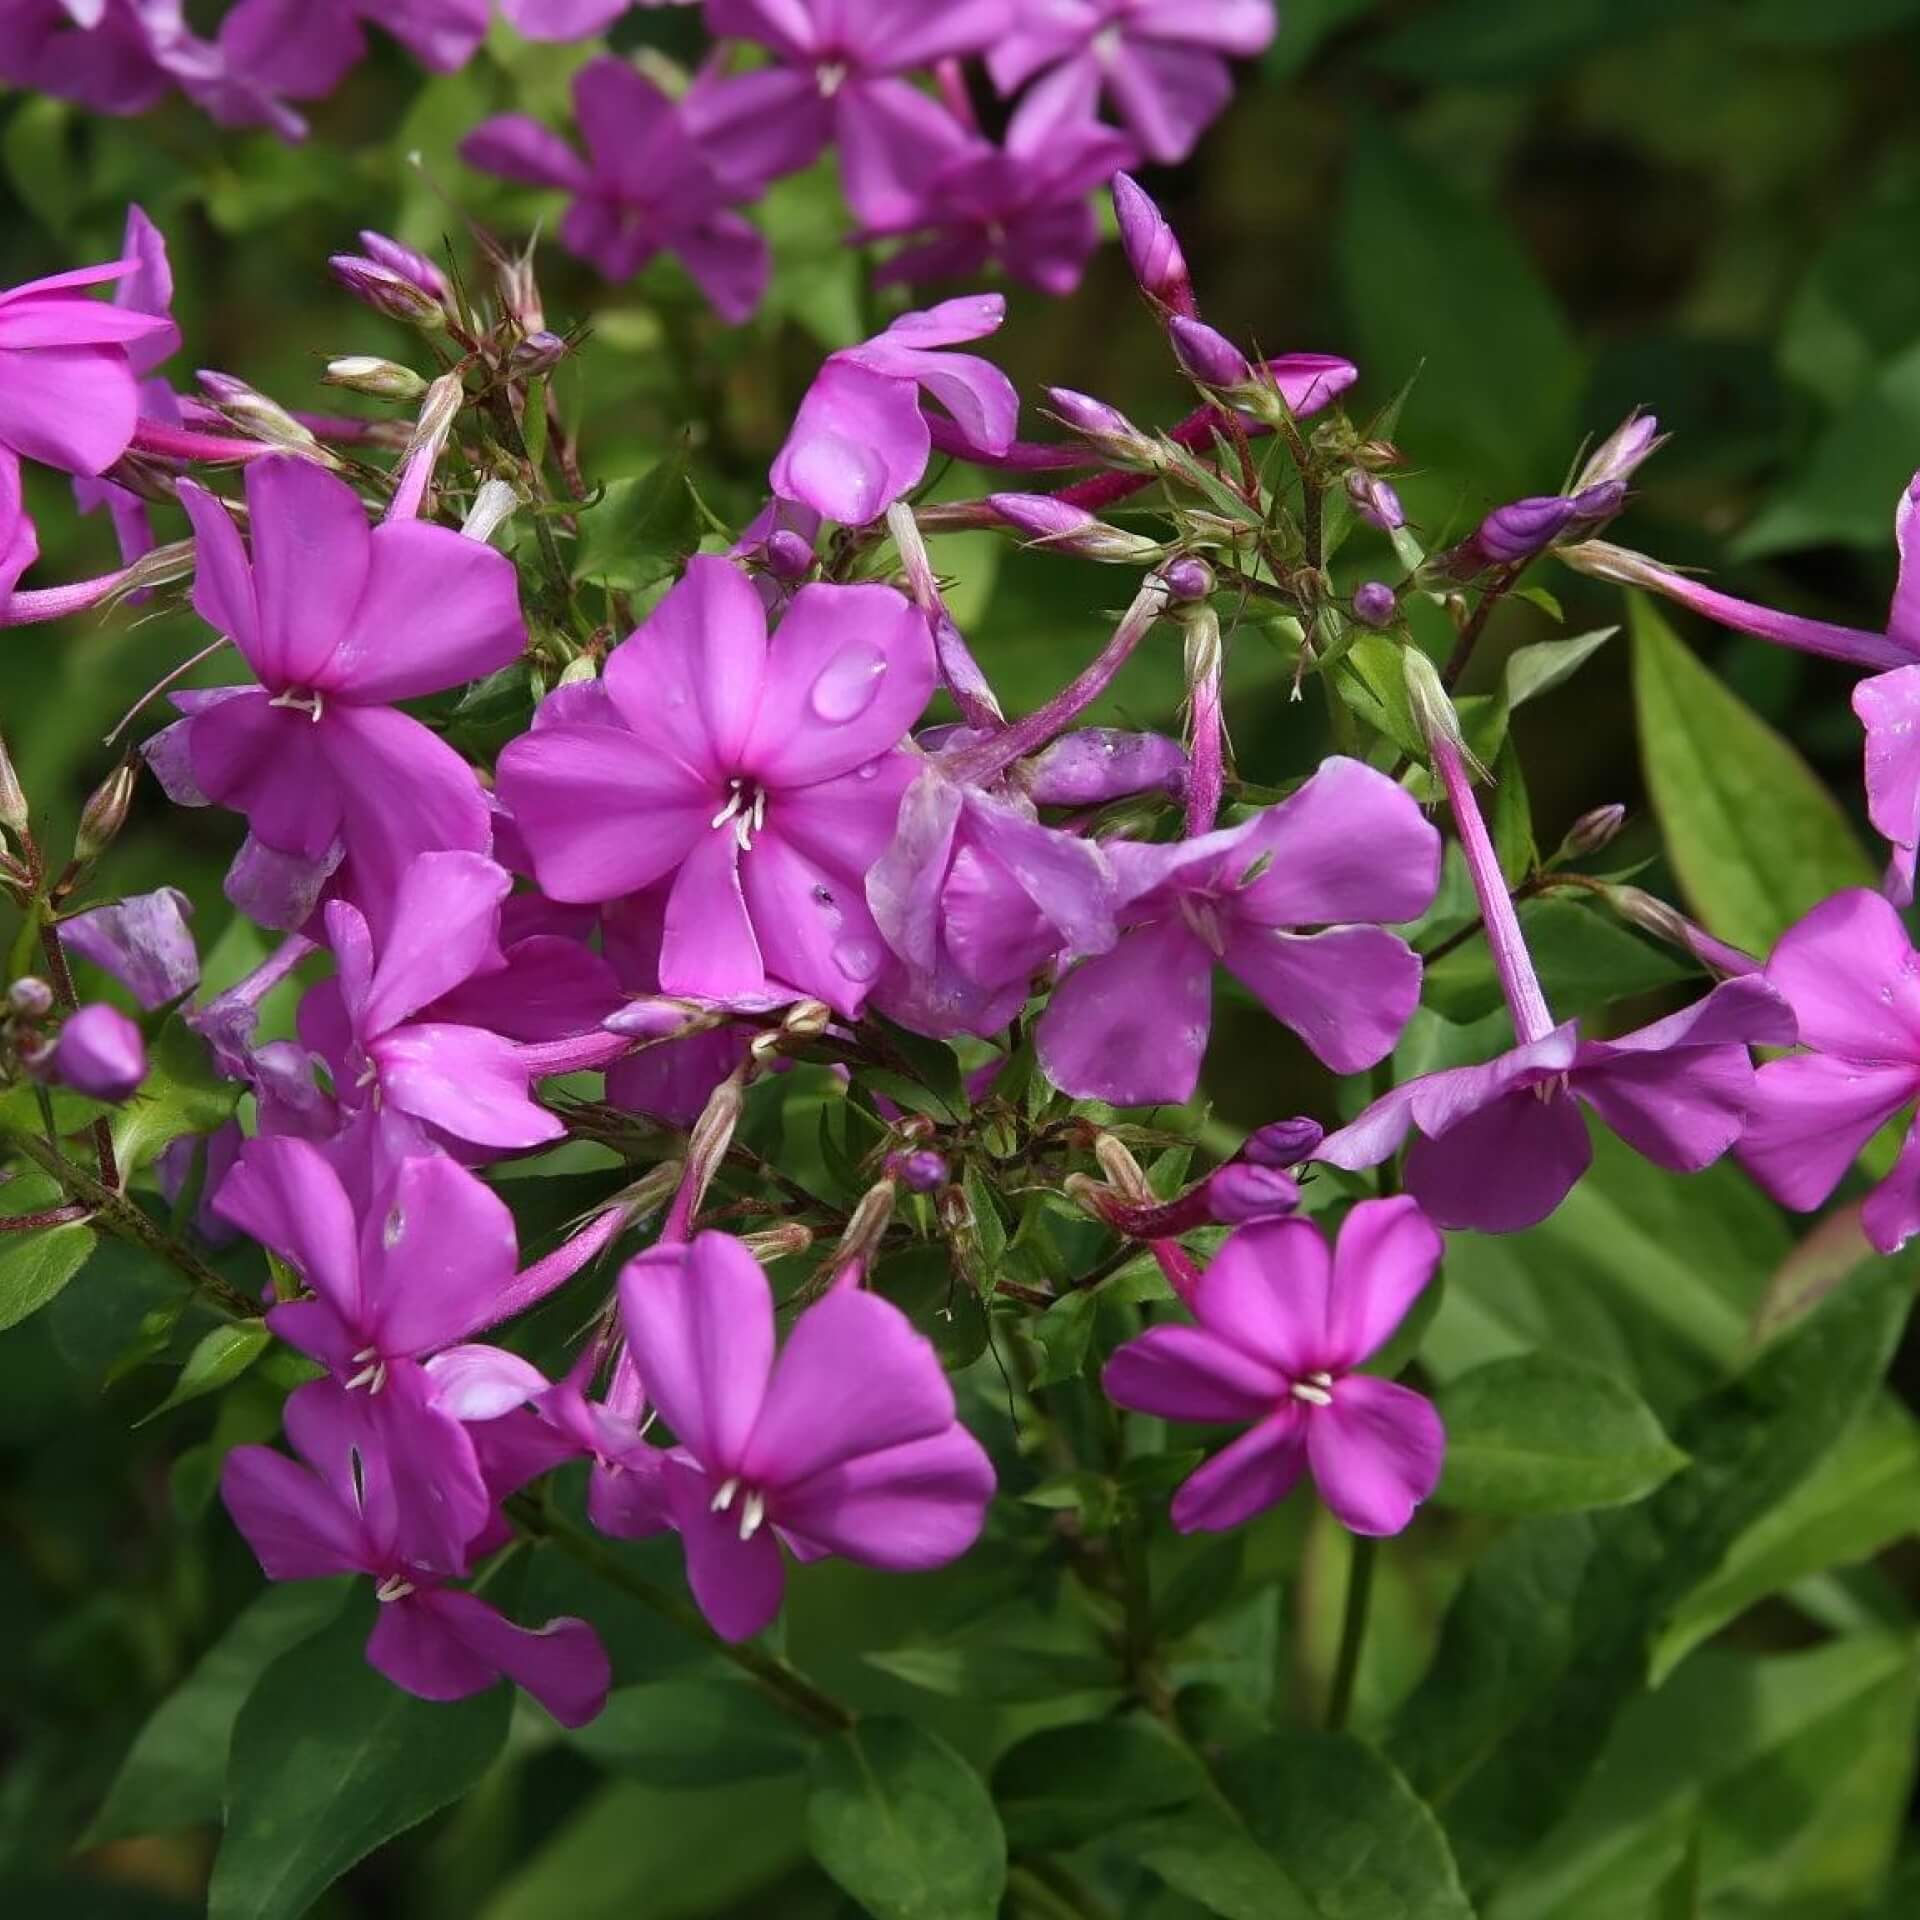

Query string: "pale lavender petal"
[[59, 886, 198, 1009], [1101, 1323, 1289, 1422], [225, 833, 343, 935], [1307, 1375, 1444, 1537], [425, 1345, 549, 1420], [775, 1426, 994, 1571], [1036, 917, 1214, 1105], [1170, 1409, 1307, 1532]]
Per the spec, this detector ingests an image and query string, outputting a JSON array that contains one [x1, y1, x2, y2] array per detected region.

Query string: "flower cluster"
[[7, 136, 1901, 1747]]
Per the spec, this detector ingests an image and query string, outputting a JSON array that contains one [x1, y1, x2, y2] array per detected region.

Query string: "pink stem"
[[1185, 654, 1224, 836], [128, 418, 269, 464], [887, 502, 1004, 730], [1431, 733, 1555, 1046], [518, 1030, 633, 1076], [480, 1206, 627, 1330], [1152, 1241, 1203, 1303], [1630, 559, 1911, 673], [1, 572, 128, 626]]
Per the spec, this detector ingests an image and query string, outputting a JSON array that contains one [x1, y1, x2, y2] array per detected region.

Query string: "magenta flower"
[[0, 2, 177, 118], [51, 1002, 147, 1101], [864, 71, 1138, 297], [1104, 1200, 1445, 1535], [460, 59, 769, 322], [770, 296, 1018, 525], [989, 0, 1276, 165], [222, 1380, 610, 1725], [501, 0, 634, 37], [690, 0, 1010, 226], [1037, 757, 1440, 1106], [1737, 889, 1920, 1254], [0, 253, 177, 476], [143, 455, 524, 934], [497, 556, 935, 1018], [298, 852, 565, 1153], [619, 1231, 995, 1641]]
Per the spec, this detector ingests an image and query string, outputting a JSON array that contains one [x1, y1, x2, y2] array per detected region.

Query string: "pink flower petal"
[[413, 1588, 610, 1726], [1763, 888, 1920, 1062], [214, 1135, 362, 1322], [1170, 1409, 1307, 1532], [662, 1457, 787, 1642], [1222, 924, 1422, 1075], [775, 1425, 995, 1570], [1402, 1082, 1592, 1234], [1102, 1322, 1290, 1422], [243, 455, 373, 690], [220, 1443, 371, 1580], [373, 1022, 563, 1151], [361, 851, 509, 1037], [1307, 1374, 1444, 1537], [1738, 1054, 1918, 1214], [1037, 916, 1215, 1105], [369, 1154, 521, 1355], [661, 828, 766, 1003], [1324, 1197, 1443, 1372]]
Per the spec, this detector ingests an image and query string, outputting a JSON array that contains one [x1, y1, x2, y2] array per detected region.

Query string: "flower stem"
[[505, 1494, 854, 1734], [1325, 1534, 1376, 1733]]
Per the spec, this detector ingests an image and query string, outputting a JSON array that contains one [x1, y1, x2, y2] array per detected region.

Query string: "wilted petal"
[[60, 887, 198, 1009]]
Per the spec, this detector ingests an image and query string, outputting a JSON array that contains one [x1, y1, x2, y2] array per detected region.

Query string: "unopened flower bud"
[[1404, 644, 1484, 775], [1473, 494, 1580, 567], [197, 371, 321, 453], [1205, 1161, 1302, 1223], [764, 529, 815, 582], [1093, 1133, 1154, 1205], [1044, 387, 1163, 469], [603, 997, 715, 1040], [1020, 728, 1187, 806], [990, 494, 1160, 563], [1242, 1117, 1325, 1167], [1159, 555, 1214, 603], [1345, 470, 1405, 531], [1575, 410, 1664, 492], [1112, 172, 1196, 316], [511, 330, 569, 377], [461, 478, 519, 544], [1352, 580, 1397, 628], [497, 241, 544, 336], [0, 729, 26, 836], [1603, 884, 1759, 978], [832, 1178, 897, 1273], [1568, 479, 1627, 524], [1169, 316, 1252, 391], [741, 1222, 815, 1263], [6, 976, 53, 1018], [323, 356, 428, 401], [887, 1148, 948, 1193], [329, 254, 449, 330], [1557, 803, 1626, 861], [74, 759, 137, 865], [358, 230, 449, 302], [52, 1003, 146, 1101], [781, 999, 833, 1040]]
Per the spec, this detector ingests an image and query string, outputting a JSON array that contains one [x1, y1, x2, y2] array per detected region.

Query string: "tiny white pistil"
[[817, 59, 848, 96], [739, 1489, 767, 1541], [1290, 1371, 1334, 1407], [345, 1357, 388, 1394], [710, 1475, 741, 1513], [374, 1574, 415, 1604], [268, 689, 326, 723]]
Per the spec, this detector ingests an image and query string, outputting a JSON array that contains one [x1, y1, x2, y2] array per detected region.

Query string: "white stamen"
[[345, 1358, 388, 1394], [710, 1475, 740, 1513], [1290, 1379, 1333, 1407], [818, 59, 847, 96], [374, 1574, 416, 1603], [739, 1488, 767, 1541], [268, 689, 325, 722], [711, 783, 747, 832]]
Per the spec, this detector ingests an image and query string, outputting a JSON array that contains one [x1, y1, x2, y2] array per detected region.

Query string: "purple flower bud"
[[1112, 172, 1196, 316], [1474, 494, 1580, 566], [1206, 1161, 1302, 1223], [358, 230, 448, 303], [1345, 470, 1405, 531], [1242, 1117, 1325, 1167], [1159, 555, 1215, 603], [1021, 728, 1188, 806], [1168, 317, 1252, 391], [1352, 581, 1397, 627], [764, 529, 815, 583], [510, 330, 569, 377], [328, 255, 448, 331], [196, 371, 321, 452], [52, 1003, 146, 1102], [1044, 387, 1160, 467], [888, 1148, 948, 1193], [990, 493, 1160, 562], [1558, 803, 1627, 860], [7, 976, 53, 1017], [603, 997, 716, 1040], [1568, 479, 1627, 523], [1575, 410, 1663, 492]]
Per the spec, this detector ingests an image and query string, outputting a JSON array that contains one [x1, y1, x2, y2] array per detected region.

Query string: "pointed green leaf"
[[993, 1720, 1207, 1851], [566, 1678, 810, 1786], [137, 1322, 274, 1425], [0, 1217, 97, 1332]]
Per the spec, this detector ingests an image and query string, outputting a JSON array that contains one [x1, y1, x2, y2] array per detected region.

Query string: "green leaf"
[[1389, 1256, 1911, 1895], [1503, 626, 1618, 709], [136, 1323, 273, 1425], [1339, 125, 1582, 490], [2, 94, 77, 235], [112, 1016, 242, 1179], [1436, 1352, 1689, 1516], [992, 1719, 1208, 1851], [864, 1643, 1118, 1705], [566, 1678, 810, 1786], [1128, 1814, 1318, 1920], [806, 1716, 1006, 1920], [1488, 732, 1535, 886], [1027, 1285, 1098, 1387], [210, 1593, 513, 1920], [87, 1582, 349, 1845], [1370, 0, 1682, 83], [0, 1218, 96, 1333], [572, 450, 699, 592], [1631, 594, 1875, 952]]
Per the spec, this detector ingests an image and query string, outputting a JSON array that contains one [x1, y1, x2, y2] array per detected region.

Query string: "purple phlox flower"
[[59, 885, 198, 1009], [689, 0, 1011, 226], [221, 1378, 610, 1724], [72, 205, 180, 571], [497, 555, 935, 1019], [216, 1132, 543, 1562], [1036, 756, 1440, 1106], [769, 295, 1018, 526], [502, 0, 637, 39], [989, 0, 1276, 166], [618, 1229, 995, 1641], [51, 1001, 146, 1100], [1104, 1199, 1444, 1534], [1318, 978, 1797, 1234], [0, 1, 178, 118], [460, 58, 770, 323], [141, 454, 524, 935], [297, 851, 565, 1154], [862, 64, 1138, 298], [0, 252, 177, 476], [1575, 409, 1665, 492], [1016, 727, 1188, 806], [1737, 888, 1920, 1255], [867, 765, 1119, 1037]]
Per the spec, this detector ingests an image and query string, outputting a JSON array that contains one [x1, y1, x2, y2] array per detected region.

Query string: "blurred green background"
[[7, 1, 1920, 1912]]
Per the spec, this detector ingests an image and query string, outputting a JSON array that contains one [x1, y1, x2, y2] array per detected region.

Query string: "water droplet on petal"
[[810, 641, 888, 723], [833, 938, 882, 983]]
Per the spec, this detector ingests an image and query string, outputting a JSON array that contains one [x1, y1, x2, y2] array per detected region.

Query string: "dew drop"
[[833, 937, 882, 983], [810, 641, 888, 723]]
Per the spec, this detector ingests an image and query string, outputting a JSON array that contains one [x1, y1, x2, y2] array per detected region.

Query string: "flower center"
[[268, 688, 325, 722], [816, 60, 849, 97], [1289, 1369, 1335, 1407], [710, 1474, 769, 1541], [373, 1574, 415, 1603], [1177, 893, 1227, 956], [345, 1345, 388, 1394], [711, 777, 768, 852]]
